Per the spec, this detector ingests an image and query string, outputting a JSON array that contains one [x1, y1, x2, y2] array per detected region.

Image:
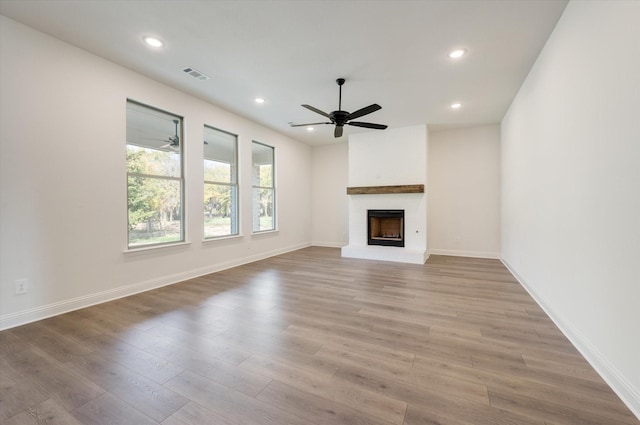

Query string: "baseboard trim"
[[0, 242, 311, 331], [500, 257, 640, 420], [311, 241, 347, 248], [428, 249, 500, 259]]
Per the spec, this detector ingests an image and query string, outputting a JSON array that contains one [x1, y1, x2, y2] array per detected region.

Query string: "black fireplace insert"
[[367, 210, 404, 247]]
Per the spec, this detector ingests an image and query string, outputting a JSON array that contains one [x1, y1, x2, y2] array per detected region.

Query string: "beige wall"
[[501, 0, 640, 416], [0, 16, 312, 329], [311, 143, 349, 247], [428, 125, 501, 258]]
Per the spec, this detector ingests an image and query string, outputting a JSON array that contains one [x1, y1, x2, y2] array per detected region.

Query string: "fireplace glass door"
[[367, 210, 404, 247]]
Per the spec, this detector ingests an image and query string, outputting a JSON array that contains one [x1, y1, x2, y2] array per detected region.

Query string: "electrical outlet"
[[15, 278, 28, 295]]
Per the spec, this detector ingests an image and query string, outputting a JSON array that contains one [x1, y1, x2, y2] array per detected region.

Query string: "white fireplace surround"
[[341, 125, 428, 264]]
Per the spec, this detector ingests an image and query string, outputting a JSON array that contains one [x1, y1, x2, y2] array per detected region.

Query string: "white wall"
[[428, 125, 500, 258], [501, 1, 640, 417], [311, 142, 349, 247], [342, 125, 428, 264], [0, 16, 311, 329]]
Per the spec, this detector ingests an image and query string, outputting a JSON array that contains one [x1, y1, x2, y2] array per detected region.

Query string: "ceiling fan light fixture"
[[306, 127, 314, 132], [449, 48, 466, 59], [143, 36, 164, 48]]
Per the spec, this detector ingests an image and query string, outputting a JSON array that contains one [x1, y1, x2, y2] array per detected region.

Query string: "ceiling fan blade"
[[289, 122, 332, 127], [302, 104, 331, 118], [347, 121, 388, 130], [334, 126, 344, 138], [347, 104, 381, 121]]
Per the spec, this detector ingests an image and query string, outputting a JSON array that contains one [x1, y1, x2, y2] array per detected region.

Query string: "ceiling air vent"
[[182, 67, 210, 81]]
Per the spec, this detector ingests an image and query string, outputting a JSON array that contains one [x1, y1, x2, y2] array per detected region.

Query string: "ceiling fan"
[[290, 78, 388, 138], [161, 119, 180, 150]]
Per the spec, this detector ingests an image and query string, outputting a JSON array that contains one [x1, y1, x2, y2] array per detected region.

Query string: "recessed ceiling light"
[[306, 127, 314, 132], [143, 36, 164, 48], [451, 102, 462, 109], [449, 49, 466, 59], [255, 97, 265, 104]]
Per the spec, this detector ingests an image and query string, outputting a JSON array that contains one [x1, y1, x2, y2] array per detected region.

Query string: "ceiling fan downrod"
[[337, 78, 345, 111]]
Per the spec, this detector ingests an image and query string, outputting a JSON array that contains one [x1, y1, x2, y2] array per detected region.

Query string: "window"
[[204, 126, 238, 238], [126, 101, 184, 248], [252, 141, 275, 232]]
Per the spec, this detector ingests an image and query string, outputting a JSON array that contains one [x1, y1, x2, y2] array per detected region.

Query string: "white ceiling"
[[0, 0, 567, 146]]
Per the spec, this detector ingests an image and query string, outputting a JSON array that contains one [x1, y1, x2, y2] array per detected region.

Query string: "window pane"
[[257, 163, 272, 187], [252, 141, 275, 233], [127, 145, 181, 178], [204, 126, 237, 184], [204, 125, 238, 239], [126, 101, 183, 248], [252, 142, 274, 187], [127, 176, 182, 246], [204, 183, 238, 238], [252, 187, 274, 232], [127, 102, 182, 158], [204, 160, 231, 183]]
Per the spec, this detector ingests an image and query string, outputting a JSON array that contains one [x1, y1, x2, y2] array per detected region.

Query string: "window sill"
[[251, 229, 279, 237], [123, 241, 191, 257], [202, 234, 244, 244]]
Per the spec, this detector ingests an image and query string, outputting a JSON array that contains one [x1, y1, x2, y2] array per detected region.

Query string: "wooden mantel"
[[346, 184, 424, 195]]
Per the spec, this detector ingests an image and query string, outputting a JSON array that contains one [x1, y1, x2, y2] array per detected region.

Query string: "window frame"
[[125, 99, 185, 250], [251, 140, 276, 233], [203, 125, 239, 239]]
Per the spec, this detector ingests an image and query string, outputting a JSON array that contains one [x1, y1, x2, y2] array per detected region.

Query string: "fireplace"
[[367, 210, 404, 247]]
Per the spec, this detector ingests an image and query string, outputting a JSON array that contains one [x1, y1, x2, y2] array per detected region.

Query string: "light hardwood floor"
[[0, 247, 637, 424]]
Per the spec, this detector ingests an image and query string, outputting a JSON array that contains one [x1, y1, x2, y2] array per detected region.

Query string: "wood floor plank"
[[10, 322, 93, 364], [283, 324, 416, 366], [403, 399, 546, 425], [144, 323, 253, 365], [400, 365, 491, 405], [314, 342, 413, 376], [239, 354, 408, 425], [0, 329, 35, 358], [2, 398, 84, 425], [403, 402, 473, 425], [165, 370, 307, 425], [144, 339, 271, 397], [2, 348, 104, 411], [256, 379, 398, 425], [0, 247, 636, 424], [521, 351, 604, 382], [0, 363, 50, 421], [414, 355, 638, 423], [86, 333, 184, 384], [70, 392, 157, 425], [332, 360, 493, 417], [489, 389, 638, 425], [66, 350, 189, 422], [161, 401, 241, 425]]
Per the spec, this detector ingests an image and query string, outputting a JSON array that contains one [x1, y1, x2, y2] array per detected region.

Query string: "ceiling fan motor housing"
[[330, 110, 349, 126]]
